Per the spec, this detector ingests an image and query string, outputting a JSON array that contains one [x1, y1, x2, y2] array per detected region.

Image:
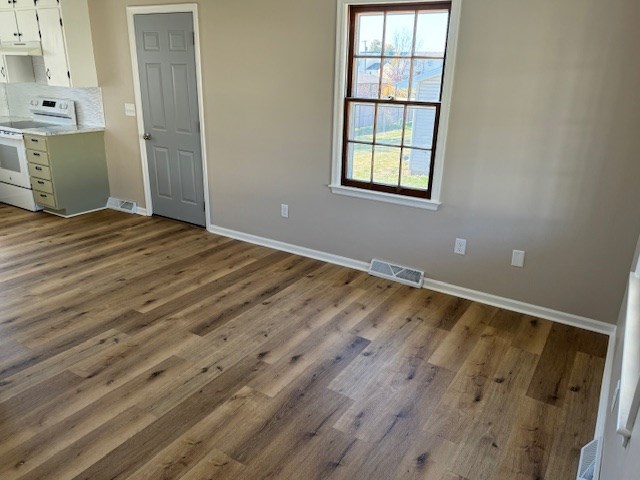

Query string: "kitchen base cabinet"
[[27, 131, 109, 217]]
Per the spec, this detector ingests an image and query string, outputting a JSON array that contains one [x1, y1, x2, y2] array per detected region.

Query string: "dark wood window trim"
[[341, 1, 452, 200]]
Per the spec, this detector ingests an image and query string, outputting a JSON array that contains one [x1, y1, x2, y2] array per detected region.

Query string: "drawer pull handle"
[[35, 166, 42, 171], [33, 152, 40, 156], [37, 180, 44, 184], [40, 194, 47, 198], [31, 138, 39, 142]]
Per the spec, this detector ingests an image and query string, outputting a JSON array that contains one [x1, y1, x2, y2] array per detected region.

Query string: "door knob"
[[143, 133, 152, 141]]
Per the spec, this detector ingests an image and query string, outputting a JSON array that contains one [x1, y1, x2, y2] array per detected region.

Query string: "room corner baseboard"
[[136, 207, 149, 216], [421, 278, 616, 336], [207, 223, 616, 336]]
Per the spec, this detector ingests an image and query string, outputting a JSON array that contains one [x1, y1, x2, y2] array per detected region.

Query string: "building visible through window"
[[342, 2, 452, 199]]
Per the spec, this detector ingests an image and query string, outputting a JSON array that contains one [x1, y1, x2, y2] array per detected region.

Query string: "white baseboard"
[[421, 278, 615, 336], [136, 207, 149, 216], [209, 225, 370, 272], [208, 223, 615, 336]]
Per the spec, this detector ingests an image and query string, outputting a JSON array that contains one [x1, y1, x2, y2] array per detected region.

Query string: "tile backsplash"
[[0, 56, 105, 127]]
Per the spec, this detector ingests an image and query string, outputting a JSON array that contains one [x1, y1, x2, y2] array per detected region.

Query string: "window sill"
[[329, 184, 441, 211]]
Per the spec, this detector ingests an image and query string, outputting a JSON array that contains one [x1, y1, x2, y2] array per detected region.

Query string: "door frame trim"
[[126, 3, 211, 228]]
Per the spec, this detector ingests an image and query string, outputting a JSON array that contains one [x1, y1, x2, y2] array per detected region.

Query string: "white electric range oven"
[[0, 98, 77, 211]]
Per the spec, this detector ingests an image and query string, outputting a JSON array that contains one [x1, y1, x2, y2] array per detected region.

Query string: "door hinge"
[[60, 17, 63, 27], [192, 32, 195, 45], [67, 71, 70, 79]]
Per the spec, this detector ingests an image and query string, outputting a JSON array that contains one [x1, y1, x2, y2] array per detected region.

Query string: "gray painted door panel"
[[134, 12, 206, 226]]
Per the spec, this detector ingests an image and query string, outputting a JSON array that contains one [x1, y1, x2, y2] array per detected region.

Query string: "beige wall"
[[87, 0, 640, 324]]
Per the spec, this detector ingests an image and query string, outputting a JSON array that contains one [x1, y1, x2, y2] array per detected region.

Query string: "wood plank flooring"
[[0, 205, 608, 480]]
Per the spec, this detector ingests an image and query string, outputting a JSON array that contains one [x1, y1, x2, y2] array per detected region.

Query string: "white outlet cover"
[[454, 238, 466, 255], [124, 103, 136, 117], [280, 204, 289, 218], [511, 250, 526, 268]]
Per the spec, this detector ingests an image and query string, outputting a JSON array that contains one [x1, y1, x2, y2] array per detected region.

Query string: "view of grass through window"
[[342, 2, 450, 198]]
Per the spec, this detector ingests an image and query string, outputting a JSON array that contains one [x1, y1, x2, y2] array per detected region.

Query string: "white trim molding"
[[208, 223, 616, 337], [126, 4, 212, 230], [329, 184, 441, 210], [209, 225, 370, 272], [330, 0, 462, 209]]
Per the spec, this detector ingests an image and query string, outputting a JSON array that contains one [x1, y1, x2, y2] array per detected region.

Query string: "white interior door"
[[0, 11, 18, 42], [37, 7, 69, 87], [15, 9, 39, 42]]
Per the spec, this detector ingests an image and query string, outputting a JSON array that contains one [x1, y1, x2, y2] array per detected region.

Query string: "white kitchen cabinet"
[[0, 11, 15, 40], [0, 0, 51, 11], [37, 1, 98, 87], [33, 0, 59, 7], [0, 9, 39, 43], [0, 55, 34, 83], [15, 10, 39, 42], [37, 7, 68, 86]]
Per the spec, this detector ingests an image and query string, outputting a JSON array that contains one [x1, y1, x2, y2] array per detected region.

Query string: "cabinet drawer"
[[33, 191, 57, 209], [27, 149, 50, 166], [24, 135, 48, 152], [31, 178, 54, 194], [28, 163, 52, 180]]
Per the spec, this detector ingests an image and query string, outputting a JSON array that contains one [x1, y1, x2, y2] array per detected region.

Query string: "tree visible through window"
[[342, 2, 451, 199]]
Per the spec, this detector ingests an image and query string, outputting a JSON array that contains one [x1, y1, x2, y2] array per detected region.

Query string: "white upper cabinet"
[[0, 11, 16, 40], [0, 0, 54, 11], [0, 0, 15, 11], [33, 0, 59, 7], [0, 9, 39, 43], [38, 0, 98, 87], [14, 9, 39, 42], [37, 7, 68, 86]]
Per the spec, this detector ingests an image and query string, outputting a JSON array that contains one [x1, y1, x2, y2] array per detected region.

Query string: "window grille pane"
[[356, 13, 384, 55], [354, 58, 382, 99], [348, 102, 376, 143], [372, 145, 401, 186], [401, 148, 431, 189], [384, 12, 415, 57], [380, 57, 411, 100], [346, 142, 373, 182], [376, 105, 404, 146], [404, 106, 436, 149], [415, 11, 449, 57], [409, 59, 444, 101]]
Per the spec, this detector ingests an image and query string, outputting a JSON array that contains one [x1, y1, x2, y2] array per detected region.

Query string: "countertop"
[[21, 125, 105, 136], [0, 116, 105, 136]]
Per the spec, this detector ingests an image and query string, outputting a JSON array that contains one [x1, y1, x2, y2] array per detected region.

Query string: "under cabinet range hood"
[[0, 41, 43, 56]]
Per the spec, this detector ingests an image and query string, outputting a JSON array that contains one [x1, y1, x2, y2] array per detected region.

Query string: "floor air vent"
[[107, 197, 138, 214], [577, 438, 600, 480], [368, 259, 424, 288]]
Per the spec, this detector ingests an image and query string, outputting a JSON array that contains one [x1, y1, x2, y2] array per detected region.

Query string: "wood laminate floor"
[[0, 205, 607, 480]]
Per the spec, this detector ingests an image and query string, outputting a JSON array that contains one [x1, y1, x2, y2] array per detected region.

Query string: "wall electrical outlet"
[[454, 238, 466, 255], [280, 204, 289, 218], [124, 103, 136, 117], [511, 250, 526, 268]]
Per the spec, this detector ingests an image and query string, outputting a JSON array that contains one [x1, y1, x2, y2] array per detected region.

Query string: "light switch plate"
[[124, 103, 136, 117]]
